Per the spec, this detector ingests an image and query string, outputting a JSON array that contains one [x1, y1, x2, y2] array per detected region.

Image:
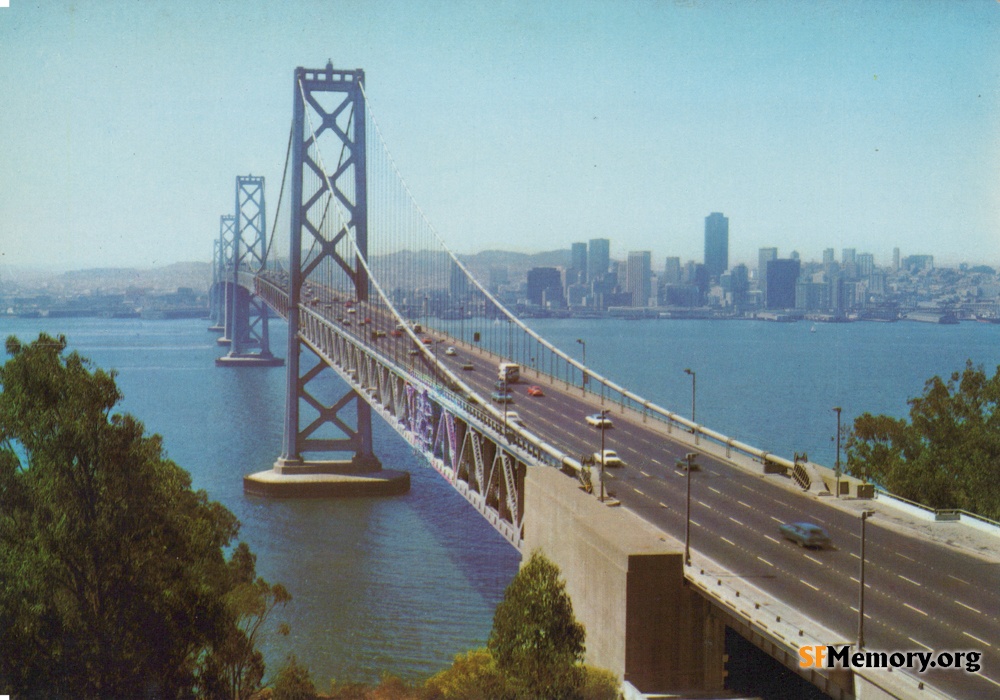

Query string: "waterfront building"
[[858, 253, 875, 278], [730, 263, 750, 310], [663, 256, 681, 284], [765, 258, 801, 310], [704, 212, 729, 280], [588, 238, 610, 282], [823, 248, 835, 265], [758, 247, 778, 305], [626, 251, 652, 307], [570, 242, 588, 285], [526, 267, 564, 307]]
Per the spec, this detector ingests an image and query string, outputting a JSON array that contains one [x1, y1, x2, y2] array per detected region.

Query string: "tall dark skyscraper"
[[765, 258, 801, 310], [704, 212, 729, 279], [588, 238, 610, 282]]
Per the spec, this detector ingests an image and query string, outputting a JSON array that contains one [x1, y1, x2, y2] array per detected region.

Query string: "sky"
[[1, 0, 998, 272]]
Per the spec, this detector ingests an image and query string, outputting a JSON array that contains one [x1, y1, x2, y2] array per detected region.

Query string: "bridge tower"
[[208, 238, 224, 331], [216, 176, 283, 367], [259, 62, 407, 497], [212, 215, 236, 339]]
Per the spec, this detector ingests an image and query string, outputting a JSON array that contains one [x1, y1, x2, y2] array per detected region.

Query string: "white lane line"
[[709, 486, 722, 495], [728, 516, 744, 526], [696, 499, 711, 508], [721, 536, 736, 546], [756, 556, 774, 567], [908, 637, 932, 651], [964, 631, 992, 648], [904, 603, 929, 617], [690, 519, 702, 528], [764, 535, 781, 544], [896, 552, 916, 562], [770, 516, 784, 524], [640, 470, 651, 478], [709, 469, 720, 476], [658, 501, 668, 508], [738, 500, 752, 508], [983, 674, 1000, 690], [898, 574, 921, 587], [804, 554, 823, 566], [957, 601, 982, 614], [634, 487, 645, 497], [649, 458, 662, 466], [949, 574, 971, 585], [800, 579, 820, 591]]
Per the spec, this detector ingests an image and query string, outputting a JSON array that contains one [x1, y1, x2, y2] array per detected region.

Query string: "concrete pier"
[[215, 353, 284, 367], [244, 458, 410, 497]]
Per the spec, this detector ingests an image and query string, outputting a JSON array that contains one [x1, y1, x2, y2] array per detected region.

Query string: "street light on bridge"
[[858, 509, 875, 649], [598, 408, 608, 503], [576, 338, 587, 387], [684, 451, 697, 566], [684, 367, 696, 426], [833, 406, 842, 498]]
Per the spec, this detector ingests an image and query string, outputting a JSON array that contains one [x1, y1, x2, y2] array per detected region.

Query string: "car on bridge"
[[490, 391, 513, 404], [778, 522, 831, 549], [445, 346, 457, 356], [461, 362, 474, 371], [526, 385, 544, 397], [585, 413, 613, 428], [593, 449, 623, 467], [503, 410, 524, 426]]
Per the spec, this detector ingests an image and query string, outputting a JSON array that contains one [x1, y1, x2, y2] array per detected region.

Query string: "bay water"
[[3, 315, 998, 688]]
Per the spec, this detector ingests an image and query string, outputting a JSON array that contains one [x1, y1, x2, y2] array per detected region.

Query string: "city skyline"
[[2, 1, 999, 271]]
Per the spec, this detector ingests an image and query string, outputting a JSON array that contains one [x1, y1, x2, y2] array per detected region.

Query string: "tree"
[[487, 550, 586, 700], [0, 334, 276, 698], [271, 655, 317, 700], [847, 360, 1000, 518]]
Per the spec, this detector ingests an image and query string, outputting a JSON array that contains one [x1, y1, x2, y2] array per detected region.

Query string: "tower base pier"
[[244, 458, 410, 498], [215, 353, 285, 367]]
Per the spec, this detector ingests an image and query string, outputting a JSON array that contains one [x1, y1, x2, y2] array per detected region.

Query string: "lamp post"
[[684, 452, 695, 566], [576, 338, 587, 387], [833, 406, 842, 498], [684, 367, 698, 445], [858, 510, 874, 649], [598, 410, 607, 502]]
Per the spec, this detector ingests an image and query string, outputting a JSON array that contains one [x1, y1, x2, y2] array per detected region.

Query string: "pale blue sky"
[[1, 0, 998, 271]]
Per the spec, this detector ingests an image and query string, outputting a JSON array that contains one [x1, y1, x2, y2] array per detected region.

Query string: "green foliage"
[[272, 655, 317, 700], [487, 550, 587, 700], [847, 360, 1000, 518], [0, 334, 283, 698], [578, 665, 620, 700], [422, 649, 505, 699]]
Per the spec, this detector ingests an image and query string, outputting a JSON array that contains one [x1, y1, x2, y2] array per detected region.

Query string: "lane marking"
[[804, 554, 823, 566], [800, 579, 820, 591], [658, 501, 668, 508], [896, 552, 916, 562], [949, 574, 970, 586], [897, 574, 921, 587], [770, 516, 784, 524], [639, 470, 651, 478], [756, 556, 774, 567], [957, 601, 982, 614], [908, 637, 932, 651], [721, 536, 736, 546], [691, 519, 702, 528], [764, 535, 780, 544], [904, 603, 928, 617], [709, 486, 722, 495], [738, 500, 752, 508], [696, 499, 711, 508], [964, 631, 991, 648], [634, 487, 645, 497], [728, 516, 744, 526], [982, 674, 1000, 690]]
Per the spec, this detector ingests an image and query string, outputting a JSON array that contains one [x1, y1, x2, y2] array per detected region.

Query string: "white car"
[[503, 411, 524, 426], [585, 413, 613, 428], [445, 346, 457, 356], [593, 449, 623, 467]]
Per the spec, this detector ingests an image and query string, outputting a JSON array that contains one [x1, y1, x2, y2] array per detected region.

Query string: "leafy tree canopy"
[[0, 334, 282, 698], [847, 360, 1000, 519], [487, 550, 586, 700]]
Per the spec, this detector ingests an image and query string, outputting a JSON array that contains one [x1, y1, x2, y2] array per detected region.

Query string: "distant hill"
[[3, 262, 212, 293]]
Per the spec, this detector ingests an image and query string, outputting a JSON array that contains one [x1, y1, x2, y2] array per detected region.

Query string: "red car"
[[527, 385, 544, 397], [421, 337, 433, 345]]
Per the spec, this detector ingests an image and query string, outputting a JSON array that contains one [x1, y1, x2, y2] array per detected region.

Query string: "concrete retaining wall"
[[523, 466, 725, 694]]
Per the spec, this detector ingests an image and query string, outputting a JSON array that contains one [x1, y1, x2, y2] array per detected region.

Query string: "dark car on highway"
[[778, 522, 831, 549]]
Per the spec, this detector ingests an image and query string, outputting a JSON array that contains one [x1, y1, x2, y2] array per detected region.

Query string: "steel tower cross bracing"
[[216, 177, 283, 366], [208, 237, 224, 330], [215, 214, 237, 344], [279, 63, 377, 468]]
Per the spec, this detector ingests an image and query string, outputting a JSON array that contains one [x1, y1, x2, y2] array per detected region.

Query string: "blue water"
[[2, 315, 998, 687]]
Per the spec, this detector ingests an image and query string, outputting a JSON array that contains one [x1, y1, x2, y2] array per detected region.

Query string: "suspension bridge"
[[206, 64, 999, 700]]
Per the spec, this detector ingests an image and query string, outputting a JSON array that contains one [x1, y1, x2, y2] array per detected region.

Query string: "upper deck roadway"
[[266, 277, 1000, 699]]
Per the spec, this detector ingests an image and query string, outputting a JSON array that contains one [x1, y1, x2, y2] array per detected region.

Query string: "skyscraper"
[[766, 258, 801, 310], [704, 212, 729, 279], [526, 267, 564, 307], [588, 238, 610, 282], [570, 242, 588, 285], [626, 251, 652, 307], [758, 247, 777, 305]]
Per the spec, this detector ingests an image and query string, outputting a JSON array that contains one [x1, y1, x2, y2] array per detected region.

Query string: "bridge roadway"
[[263, 280, 999, 698]]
